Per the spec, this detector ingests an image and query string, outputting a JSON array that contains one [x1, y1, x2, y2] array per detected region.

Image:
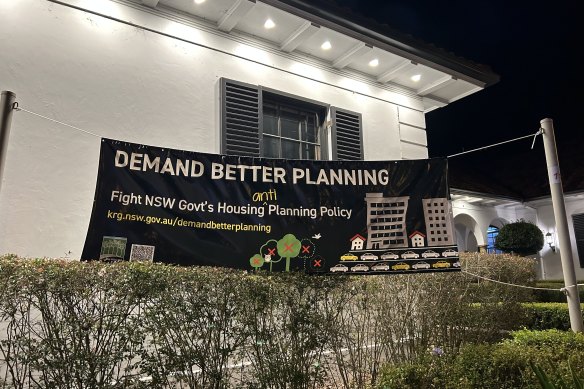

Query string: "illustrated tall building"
[[365, 193, 409, 249], [422, 198, 455, 246]]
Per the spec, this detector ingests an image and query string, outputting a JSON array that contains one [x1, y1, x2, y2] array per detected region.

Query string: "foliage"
[[495, 219, 544, 256], [531, 362, 584, 389], [522, 303, 584, 331], [377, 329, 584, 389], [0, 252, 537, 388], [531, 281, 584, 303]]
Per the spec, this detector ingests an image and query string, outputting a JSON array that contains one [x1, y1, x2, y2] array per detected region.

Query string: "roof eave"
[[262, 0, 500, 88]]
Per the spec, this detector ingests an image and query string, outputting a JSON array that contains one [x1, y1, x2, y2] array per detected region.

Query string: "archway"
[[454, 213, 482, 252]]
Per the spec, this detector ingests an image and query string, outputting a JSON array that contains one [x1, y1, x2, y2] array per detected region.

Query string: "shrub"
[[377, 329, 584, 389], [522, 303, 584, 331], [531, 281, 584, 303], [495, 219, 544, 256], [0, 253, 537, 388]]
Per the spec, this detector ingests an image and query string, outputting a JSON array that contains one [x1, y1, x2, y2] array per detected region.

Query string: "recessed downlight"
[[411, 74, 421, 82], [321, 40, 332, 50], [194, 0, 205, 4], [264, 18, 275, 29], [368, 58, 379, 67]]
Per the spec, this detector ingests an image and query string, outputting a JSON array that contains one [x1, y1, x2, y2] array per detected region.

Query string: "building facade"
[[452, 189, 584, 280], [364, 193, 409, 249], [0, 0, 497, 259]]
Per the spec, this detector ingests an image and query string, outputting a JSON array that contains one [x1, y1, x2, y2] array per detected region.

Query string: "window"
[[220, 78, 362, 160], [487, 225, 502, 254], [573, 213, 584, 267], [263, 100, 321, 159]]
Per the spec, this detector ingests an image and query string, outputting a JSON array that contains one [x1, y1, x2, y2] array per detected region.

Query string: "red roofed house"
[[350, 234, 366, 251], [409, 231, 426, 248]]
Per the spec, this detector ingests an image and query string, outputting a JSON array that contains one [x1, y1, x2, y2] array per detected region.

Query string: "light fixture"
[[264, 18, 275, 29], [194, 0, 205, 4], [411, 74, 421, 82], [546, 232, 556, 252], [321, 40, 332, 50], [368, 58, 379, 67]]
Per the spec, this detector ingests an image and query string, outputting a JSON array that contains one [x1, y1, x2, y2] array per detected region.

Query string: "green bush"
[[377, 329, 584, 389], [0, 253, 537, 388], [495, 219, 544, 256], [522, 303, 584, 331], [532, 281, 584, 303]]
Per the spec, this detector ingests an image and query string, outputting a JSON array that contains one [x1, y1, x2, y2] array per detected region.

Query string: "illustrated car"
[[421, 250, 440, 258], [340, 253, 359, 261], [411, 261, 431, 270], [401, 251, 419, 259], [371, 263, 390, 271], [380, 252, 400, 260], [351, 264, 370, 272], [391, 262, 410, 271], [452, 261, 461, 268], [360, 253, 379, 261], [432, 260, 451, 269], [330, 264, 349, 273], [442, 249, 459, 257]]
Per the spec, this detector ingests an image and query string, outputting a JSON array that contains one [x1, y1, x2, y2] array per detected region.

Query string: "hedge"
[[0, 253, 535, 388], [376, 329, 584, 389]]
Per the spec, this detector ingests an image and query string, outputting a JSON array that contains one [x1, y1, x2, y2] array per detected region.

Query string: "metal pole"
[[0, 91, 16, 196], [541, 118, 584, 332]]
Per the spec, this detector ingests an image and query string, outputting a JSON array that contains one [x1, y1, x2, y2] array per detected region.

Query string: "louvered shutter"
[[572, 213, 584, 267], [220, 78, 261, 156], [331, 107, 363, 160]]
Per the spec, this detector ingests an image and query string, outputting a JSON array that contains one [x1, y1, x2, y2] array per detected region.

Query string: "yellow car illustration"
[[391, 262, 410, 271], [432, 260, 451, 269], [340, 253, 358, 261]]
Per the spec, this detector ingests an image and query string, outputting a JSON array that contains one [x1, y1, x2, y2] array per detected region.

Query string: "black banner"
[[81, 139, 460, 274]]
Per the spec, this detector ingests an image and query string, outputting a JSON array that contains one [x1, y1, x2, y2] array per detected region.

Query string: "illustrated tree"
[[495, 219, 544, 256], [249, 254, 264, 270], [277, 234, 301, 272]]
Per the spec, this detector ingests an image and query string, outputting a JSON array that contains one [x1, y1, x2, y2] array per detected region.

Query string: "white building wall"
[[453, 194, 584, 281], [531, 196, 584, 280], [0, 0, 428, 258]]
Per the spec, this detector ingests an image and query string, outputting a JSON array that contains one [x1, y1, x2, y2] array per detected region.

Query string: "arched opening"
[[454, 213, 482, 252], [486, 225, 502, 254]]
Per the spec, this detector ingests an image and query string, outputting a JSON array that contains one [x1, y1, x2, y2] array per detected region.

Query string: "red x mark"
[[252, 258, 261, 265], [267, 248, 276, 256], [283, 243, 295, 253], [312, 259, 322, 267], [302, 245, 311, 254]]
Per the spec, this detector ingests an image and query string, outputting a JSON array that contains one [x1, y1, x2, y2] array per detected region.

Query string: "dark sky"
[[333, 0, 584, 196]]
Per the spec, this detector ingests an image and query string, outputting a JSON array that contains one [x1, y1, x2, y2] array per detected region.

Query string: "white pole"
[[0, 91, 16, 196], [541, 118, 584, 332]]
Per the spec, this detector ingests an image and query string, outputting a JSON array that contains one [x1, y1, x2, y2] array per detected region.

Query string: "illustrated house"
[[350, 234, 366, 251], [0, 0, 498, 258], [409, 231, 425, 248]]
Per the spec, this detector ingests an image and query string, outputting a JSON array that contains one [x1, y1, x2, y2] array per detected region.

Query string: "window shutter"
[[572, 213, 584, 267], [220, 78, 261, 156], [331, 107, 363, 160]]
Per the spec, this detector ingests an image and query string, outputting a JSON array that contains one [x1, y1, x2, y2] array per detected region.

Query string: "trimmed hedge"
[[0, 253, 536, 388], [532, 281, 584, 303], [522, 302, 584, 331], [377, 329, 584, 389]]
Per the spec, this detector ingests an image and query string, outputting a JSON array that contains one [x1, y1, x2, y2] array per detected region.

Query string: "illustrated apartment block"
[[423, 198, 455, 246], [365, 193, 409, 249]]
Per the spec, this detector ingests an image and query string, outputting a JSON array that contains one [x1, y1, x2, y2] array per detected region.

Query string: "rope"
[[462, 269, 583, 293], [447, 129, 542, 158], [13, 103, 101, 138]]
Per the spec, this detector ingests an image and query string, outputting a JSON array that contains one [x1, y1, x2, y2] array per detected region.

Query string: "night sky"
[[333, 0, 583, 195]]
